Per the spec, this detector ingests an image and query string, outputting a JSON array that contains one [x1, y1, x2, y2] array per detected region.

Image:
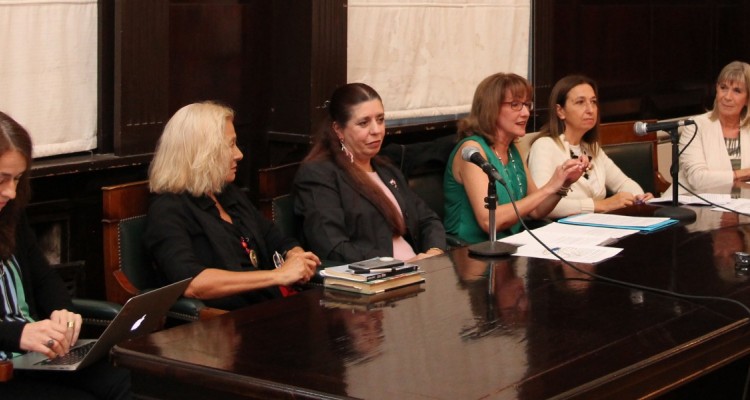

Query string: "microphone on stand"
[[461, 146, 505, 183], [461, 146, 518, 257], [633, 119, 695, 136], [633, 119, 696, 222]]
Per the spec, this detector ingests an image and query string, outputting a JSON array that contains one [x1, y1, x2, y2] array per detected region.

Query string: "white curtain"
[[348, 0, 531, 122], [0, 0, 97, 158]]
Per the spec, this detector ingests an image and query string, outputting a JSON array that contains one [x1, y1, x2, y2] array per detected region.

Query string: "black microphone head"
[[633, 121, 648, 136], [461, 146, 481, 162]]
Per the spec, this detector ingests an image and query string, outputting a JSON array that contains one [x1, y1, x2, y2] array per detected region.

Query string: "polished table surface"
[[112, 202, 750, 399]]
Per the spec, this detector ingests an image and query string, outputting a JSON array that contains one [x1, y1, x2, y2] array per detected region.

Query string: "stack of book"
[[319, 257, 424, 295]]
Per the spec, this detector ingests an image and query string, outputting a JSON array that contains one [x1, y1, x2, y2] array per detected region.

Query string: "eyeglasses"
[[501, 101, 534, 111]]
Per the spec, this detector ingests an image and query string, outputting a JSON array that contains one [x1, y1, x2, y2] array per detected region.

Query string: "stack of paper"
[[499, 222, 633, 263], [557, 213, 678, 232]]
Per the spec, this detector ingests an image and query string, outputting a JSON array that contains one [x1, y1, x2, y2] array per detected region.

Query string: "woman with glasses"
[[0, 111, 130, 399], [527, 75, 652, 218], [444, 72, 588, 244]]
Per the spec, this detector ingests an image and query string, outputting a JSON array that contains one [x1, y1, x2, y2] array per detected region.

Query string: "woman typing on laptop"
[[0, 112, 130, 399]]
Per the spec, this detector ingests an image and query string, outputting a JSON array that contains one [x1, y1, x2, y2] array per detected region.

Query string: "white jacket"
[[528, 135, 644, 218], [677, 112, 750, 193]]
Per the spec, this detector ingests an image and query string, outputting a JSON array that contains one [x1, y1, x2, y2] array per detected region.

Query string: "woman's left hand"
[[407, 248, 444, 262], [634, 192, 654, 204], [50, 309, 83, 351]]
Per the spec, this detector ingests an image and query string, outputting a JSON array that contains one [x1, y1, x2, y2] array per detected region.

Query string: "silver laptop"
[[12, 278, 191, 371]]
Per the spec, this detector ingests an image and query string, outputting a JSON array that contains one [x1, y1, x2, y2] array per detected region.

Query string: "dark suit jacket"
[[293, 158, 445, 263], [143, 184, 300, 309], [0, 214, 72, 353]]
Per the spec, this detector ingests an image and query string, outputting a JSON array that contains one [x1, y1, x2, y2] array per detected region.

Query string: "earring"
[[340, 140, 354, 163]]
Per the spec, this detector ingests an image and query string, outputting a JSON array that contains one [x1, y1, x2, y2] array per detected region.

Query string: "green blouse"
[[443, 136, 528, 244]]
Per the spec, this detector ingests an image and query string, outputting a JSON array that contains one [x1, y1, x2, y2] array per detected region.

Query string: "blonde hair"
[[710, 61, 750, 128], [149, 101, 235, 196]]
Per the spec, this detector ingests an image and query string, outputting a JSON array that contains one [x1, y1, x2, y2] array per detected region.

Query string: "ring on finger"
[[46, 338, 55, 348], [67, 321, 75, 329]]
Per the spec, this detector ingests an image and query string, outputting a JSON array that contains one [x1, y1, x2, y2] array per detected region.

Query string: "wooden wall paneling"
[[544, 0, 749, 123], [114, 0, 170, 156], [531, 0, 555, 132], [98, 0, 115, 154], [266, 0, 347, 167]]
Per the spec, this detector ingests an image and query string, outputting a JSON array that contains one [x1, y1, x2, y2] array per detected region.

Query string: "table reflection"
[[327, 308, 385, 365], [451, 250, 529, 340]]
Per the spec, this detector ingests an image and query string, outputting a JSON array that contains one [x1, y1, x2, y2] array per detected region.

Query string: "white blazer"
[[676, 112, 750, 193]]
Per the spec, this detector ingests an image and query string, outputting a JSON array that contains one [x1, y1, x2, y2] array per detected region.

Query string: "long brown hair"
[[304, 83, 406, 236], [0, 111, 33, 259], [533, 74, 600, 156], [457, 73, 533, 145]]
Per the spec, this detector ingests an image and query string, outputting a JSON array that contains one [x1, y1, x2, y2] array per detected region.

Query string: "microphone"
[[633, 119, 695, 136], [461, 146, 504, 183]]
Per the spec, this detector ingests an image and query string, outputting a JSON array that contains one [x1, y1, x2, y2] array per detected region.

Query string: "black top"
[[0, 214, 72, 353], [143, 184, 300, 310], [293, 159, 446, 263]]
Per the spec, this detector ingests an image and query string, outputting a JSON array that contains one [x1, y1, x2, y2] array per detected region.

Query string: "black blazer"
[[293, 159, 445, 263], [0, 214, 72, 353], [143, 184, 300, 309]]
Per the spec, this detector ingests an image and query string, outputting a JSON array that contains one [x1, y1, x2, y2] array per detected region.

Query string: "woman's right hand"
[[550, 156, 589, 190], [19, 319, 71, 359], [276, 251, 319, 285]]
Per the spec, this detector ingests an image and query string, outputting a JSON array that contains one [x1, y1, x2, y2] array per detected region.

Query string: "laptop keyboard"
[[39, 341, 96, 366]]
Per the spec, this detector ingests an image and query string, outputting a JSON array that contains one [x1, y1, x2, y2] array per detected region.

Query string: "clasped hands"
[[20, 309, 82, 359]]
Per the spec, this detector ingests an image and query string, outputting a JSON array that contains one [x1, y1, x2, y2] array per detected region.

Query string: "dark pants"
[[1, 360, 130, 400]]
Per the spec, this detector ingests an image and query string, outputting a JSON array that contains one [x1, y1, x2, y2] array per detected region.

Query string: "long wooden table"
[[111, 203, 750, 399]]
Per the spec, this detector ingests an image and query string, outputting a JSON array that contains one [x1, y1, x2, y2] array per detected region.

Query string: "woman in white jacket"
[[528, 75, 652, 218], [678, 61, 750, 192]]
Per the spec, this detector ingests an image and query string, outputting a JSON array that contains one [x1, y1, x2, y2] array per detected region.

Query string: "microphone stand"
[[468, 179, 518, 257], [655, 127, 696, 222]]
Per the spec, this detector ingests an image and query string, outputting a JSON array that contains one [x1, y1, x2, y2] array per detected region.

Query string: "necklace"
[[569, 146, 589, 179], [492, 145, 524, 200]]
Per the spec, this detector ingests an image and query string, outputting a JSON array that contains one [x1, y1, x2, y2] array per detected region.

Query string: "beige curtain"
[[348, 0, 531, 122], [0, 0, 97, 158]]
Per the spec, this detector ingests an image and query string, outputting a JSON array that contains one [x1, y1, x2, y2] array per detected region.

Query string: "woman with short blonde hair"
[[149, 101, 235, 196], [145, 101, 320, 310]]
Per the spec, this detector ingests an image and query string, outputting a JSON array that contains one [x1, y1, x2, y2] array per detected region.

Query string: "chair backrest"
[[601, 141, 656, 195], [102, 181, 153, 305], [258, 162, 301, 222], [270, 194, 297, 239], [379, 134, 456, 219], [599, 119, 669, 195]]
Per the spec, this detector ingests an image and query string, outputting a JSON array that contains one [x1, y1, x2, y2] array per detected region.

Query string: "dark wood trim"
[[114, 0, 170, 156], [30, 154, 151, 178]]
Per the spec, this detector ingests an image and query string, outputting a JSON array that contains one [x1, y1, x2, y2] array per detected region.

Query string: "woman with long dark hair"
[[0, 111, 130, 399], [293, 83, 445, 262]]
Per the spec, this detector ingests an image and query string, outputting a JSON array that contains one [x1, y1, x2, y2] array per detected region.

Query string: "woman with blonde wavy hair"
[[678, 61, 750, 192], [144, 101, 320, 310]]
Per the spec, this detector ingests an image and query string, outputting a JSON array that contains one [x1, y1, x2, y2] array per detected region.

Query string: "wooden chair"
[[599, 120, 670, 196], [102, 181, 226, 321]]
